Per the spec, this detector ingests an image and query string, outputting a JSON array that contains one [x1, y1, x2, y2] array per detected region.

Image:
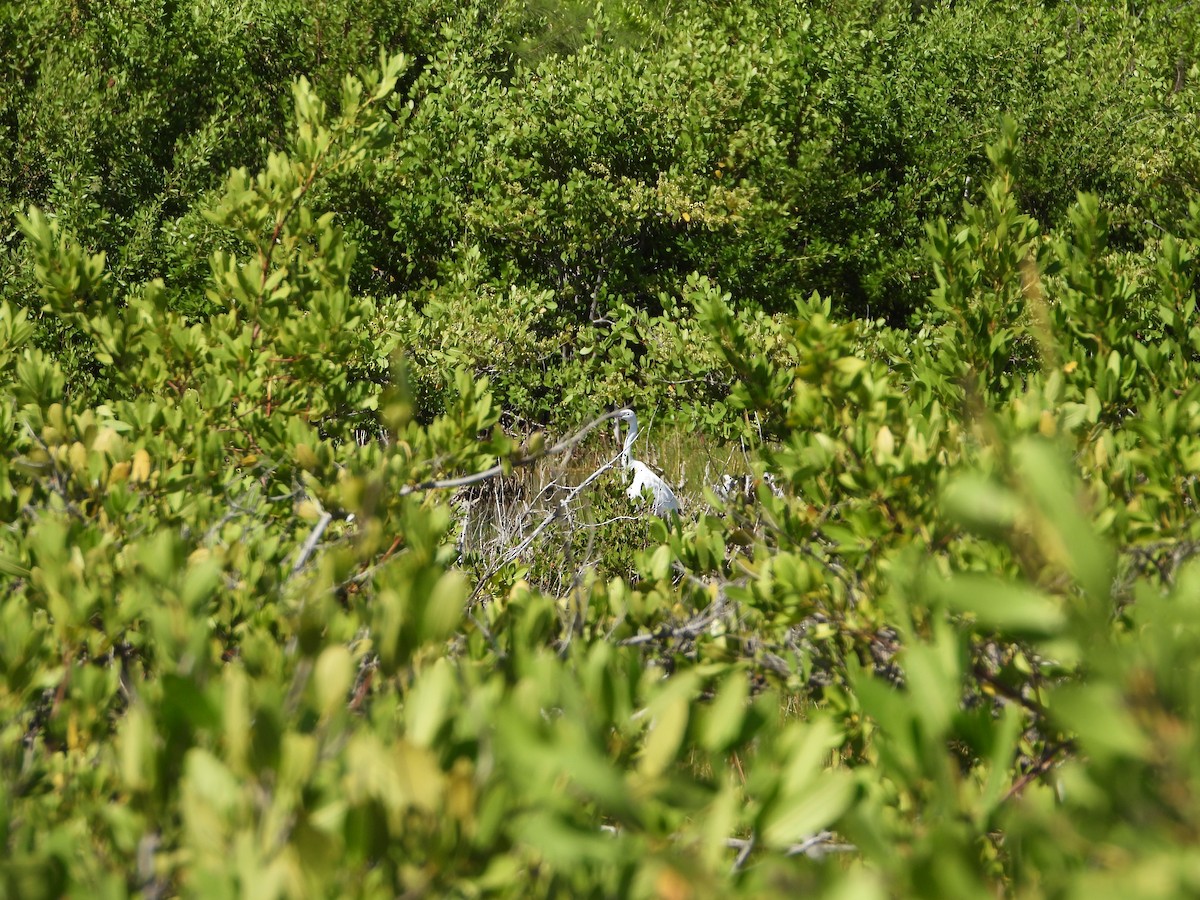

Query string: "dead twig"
[[467, 449, 626, 606], [399, 409, 630, 498], [1001, 740, 1072, 804], [290, 510, 333, 578], [725, 830, 856, 870]]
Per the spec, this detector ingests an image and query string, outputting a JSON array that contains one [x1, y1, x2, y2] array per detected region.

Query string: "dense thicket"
[[2, 1, 1200, 896], [4, 0, 1195, 420]]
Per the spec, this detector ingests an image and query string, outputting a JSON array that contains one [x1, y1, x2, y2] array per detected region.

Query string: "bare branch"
[[290, 510, 333, 578], [466, 449, 626, 606], [399, 409, 629, 497], [725, 831, 856, 869], [730, 833, 755, 872]]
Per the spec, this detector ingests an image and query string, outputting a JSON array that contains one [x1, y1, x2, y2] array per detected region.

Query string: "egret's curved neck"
[[621, 412, 639, 467]]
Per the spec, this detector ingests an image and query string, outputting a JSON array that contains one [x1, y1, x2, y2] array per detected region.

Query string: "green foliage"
[[8, 0, 1195, 426], [3, 3, 1200, 897]]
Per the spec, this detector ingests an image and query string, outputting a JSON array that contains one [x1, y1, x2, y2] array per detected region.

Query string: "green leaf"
[[406, 657, 455, 747], [941, 473, 1023, 537], [421, 570, 468, 645], [903, 632, 961, 740], [700, 671, 750, 753], [1051, 684, 1150, 762], [979, 704, 1024, 819], [183, 749, 242, 815], [639, 691, 690, 778], [935, 574, 1067, 637], [647, 545, 673, 581], [181, 557, 222, 608], [118, 705, 156, 794], [833, 356, 868, 377], [516, 811, 626, 867], [761, 770, 856, 850], [314, 645, 355, 720], [0, 553, 31, 578], [1013, 437, 1113, 609]]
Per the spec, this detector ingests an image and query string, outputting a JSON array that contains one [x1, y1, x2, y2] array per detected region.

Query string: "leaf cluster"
[[3, 3, 1200, 898]]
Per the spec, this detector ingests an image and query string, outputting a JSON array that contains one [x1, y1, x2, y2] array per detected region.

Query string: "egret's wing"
[[627, 463, 680, 516], [653, 481, 681, 515], [626, 465, 652, 502]]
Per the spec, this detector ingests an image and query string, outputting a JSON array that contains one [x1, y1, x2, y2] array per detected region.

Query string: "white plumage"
[[615, 408, 680, 517]]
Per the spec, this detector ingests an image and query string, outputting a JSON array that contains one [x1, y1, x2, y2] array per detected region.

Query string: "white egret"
[[615, 408, 680, 517]]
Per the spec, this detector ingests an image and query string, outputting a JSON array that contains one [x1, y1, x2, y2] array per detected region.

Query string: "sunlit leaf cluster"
[[2, 2, 1200, 897]]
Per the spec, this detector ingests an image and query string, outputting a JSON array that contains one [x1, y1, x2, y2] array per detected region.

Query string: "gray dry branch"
[[398, 409, 632, 497], [286, 411, 635, 599], [465, 446, 628, 606]]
